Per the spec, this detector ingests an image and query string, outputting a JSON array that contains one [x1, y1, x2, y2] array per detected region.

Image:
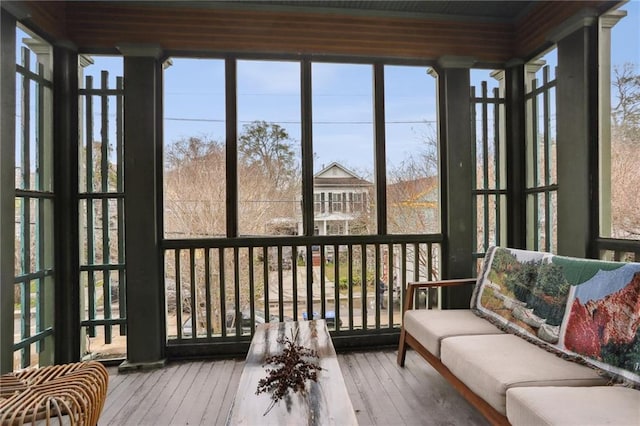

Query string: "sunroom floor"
[[101, 349, 488, 425]]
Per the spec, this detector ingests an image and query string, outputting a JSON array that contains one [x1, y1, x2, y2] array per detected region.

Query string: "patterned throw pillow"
[[471, 246, 640, 388]]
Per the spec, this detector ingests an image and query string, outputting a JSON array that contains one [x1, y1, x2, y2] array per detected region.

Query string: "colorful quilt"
[[471, 246, 640, 387]]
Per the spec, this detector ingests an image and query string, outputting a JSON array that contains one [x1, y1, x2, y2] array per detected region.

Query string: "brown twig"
[[256, 328, 322, 415]]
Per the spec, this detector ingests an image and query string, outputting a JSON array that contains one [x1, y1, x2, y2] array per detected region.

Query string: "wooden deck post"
[[552, 11, 599, 258], [119, 45, 166, 370], [436, 57, 475, 308], [0, 9, 17, 374]]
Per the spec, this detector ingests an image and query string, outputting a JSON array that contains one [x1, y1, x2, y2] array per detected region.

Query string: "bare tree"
[[165, 136, 222, 170], [164, 136, 226, 238], [387, 124, 439, 236], [611, 63, 640, 238], [612, 64, 640, 134], [239, 120, 297, 188]]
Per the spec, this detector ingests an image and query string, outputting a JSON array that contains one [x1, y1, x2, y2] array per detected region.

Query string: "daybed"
[[397, 246, 640, 426]]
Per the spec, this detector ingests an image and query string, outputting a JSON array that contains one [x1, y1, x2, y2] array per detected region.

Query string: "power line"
[[163, 117, 438, 124], [166, 91, 375, 97]]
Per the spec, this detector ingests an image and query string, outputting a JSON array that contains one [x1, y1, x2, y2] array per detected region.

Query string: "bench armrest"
[[403, 279, 476, 311]]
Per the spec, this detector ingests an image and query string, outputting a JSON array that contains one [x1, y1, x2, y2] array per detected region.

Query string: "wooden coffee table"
[[227, 319, 358, 425]]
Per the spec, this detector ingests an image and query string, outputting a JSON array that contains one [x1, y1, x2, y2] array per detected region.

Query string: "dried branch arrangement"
[[256, 329, 322, 415]]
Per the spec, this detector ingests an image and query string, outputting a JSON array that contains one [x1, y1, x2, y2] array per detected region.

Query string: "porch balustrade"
[[163, 236, 442, 350]]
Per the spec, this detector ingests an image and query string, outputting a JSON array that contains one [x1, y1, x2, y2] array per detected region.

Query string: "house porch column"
[[437, 56, 475, 308], [0, 8, 17, 374], [551, 10, 599, 257], [119, 44, 165, 371]]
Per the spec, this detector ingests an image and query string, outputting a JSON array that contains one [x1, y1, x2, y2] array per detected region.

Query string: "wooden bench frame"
[[396, 279, 510, 426]]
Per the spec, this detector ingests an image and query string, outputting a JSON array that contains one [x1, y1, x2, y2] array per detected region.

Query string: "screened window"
[[163, 58, 226, 238], [601, 3, 640, 241], [160, 60, 446, 241], [471, 69, 506, 257], [237, 60, 302, 237], [312, 63, 376, 235], [525, 50, 558, 253], [78, 55, 126, 360], [385, 65, 440, 235], [14, 27, 54, 369]]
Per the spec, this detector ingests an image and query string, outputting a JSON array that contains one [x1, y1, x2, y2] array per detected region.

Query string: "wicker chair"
[[0, 361, 109, 425]]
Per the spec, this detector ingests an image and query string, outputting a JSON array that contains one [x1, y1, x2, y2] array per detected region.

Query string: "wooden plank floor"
[[101, 349, 489, 425]]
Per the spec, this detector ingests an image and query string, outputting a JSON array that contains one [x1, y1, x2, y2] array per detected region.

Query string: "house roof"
[[387, 175, 438, 205], [314, 162, 372, 187], [314, 177, 372, 187]]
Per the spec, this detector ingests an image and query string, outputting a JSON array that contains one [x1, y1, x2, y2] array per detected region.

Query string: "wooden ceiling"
[[5, 0, 619, 64], [171, 1, 536, 22]]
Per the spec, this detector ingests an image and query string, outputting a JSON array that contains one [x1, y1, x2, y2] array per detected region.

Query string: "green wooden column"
[[23, 37, 56, 367], [504, 61, 527, 250], [53, 43, 81, 364], [0, 9, 17, 374], [552, 12, 599, 258], [119, 45, 165, 371], [437, 57, 475, 308]]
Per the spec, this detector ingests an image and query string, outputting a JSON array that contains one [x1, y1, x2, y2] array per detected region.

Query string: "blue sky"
[[16, 2, 639, 176], [162, 59, 438, 176], [612, 0, 640, 66]]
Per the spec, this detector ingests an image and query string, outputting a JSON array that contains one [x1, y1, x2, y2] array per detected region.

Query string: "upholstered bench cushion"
[[403, 309, 503, 358], [440, 334, 607, 415], [506, 386, 640, 426]]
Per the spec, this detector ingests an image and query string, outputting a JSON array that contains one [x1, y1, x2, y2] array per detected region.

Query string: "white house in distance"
[[307, 162, 373, 236]]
